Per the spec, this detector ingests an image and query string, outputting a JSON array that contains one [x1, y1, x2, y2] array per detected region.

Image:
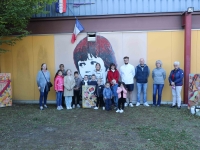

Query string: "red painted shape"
[[182, 12, 192, 104], [63, 0, 67, 13]]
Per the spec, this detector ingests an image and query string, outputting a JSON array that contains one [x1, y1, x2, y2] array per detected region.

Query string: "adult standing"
[[37, 63, 51, 110], [107, 63, 120, 85], [120, 56, 135, 107], [135, 58, 150, 107], [168, 61, 184, 109], [92, 63, 106, 85], [152, 60, 166, 107], [59, 64, 67, 76]]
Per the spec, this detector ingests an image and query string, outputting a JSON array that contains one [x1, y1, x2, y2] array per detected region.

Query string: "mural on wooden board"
[[188, 74, 200, 109], [82, 85, 97, 108], [0, 73, 12, 107]]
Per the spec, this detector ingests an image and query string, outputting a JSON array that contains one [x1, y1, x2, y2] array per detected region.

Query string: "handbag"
[[42, 71, 53, 91]]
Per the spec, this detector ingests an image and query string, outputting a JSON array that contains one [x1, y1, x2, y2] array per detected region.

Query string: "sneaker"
[[72, 104, 75, 108], [40, 106, 43, 110], [120, 109, 124, 113], [77, 104, 80, 108], [94, 106, 98, 110], [124, 103, 128, 107], [152, 104, 156, 107], [102, 107, 105, 110], [136, 102, 140, 106], [177, 106, 181, 109], [170, 105, 176, 108], [44, 105, 48, 108], [69, 107, 72, 109], [114, 107, 118, 110], [60, 106, 63, 110], [57, 106, 61, 110], [129, 103, 134, 107], [143, 102, 149, 107], [116, 109, 120, 113]]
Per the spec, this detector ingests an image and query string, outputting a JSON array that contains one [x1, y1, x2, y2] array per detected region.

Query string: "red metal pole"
[[183, 12, 192, 104]]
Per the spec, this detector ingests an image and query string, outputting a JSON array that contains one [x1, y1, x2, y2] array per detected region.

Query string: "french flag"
[[71, 19, 84, 44]]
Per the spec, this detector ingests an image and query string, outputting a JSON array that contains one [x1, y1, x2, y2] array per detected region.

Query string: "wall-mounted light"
[[187, 7, 194, 13]]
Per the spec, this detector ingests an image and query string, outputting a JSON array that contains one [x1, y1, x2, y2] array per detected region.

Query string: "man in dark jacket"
[[135, 58, 150, 107]]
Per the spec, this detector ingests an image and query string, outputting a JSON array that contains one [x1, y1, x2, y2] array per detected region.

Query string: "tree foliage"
[[0, 0, 56, 52]]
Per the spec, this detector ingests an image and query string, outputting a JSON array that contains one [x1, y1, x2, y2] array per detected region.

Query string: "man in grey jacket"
[[152, 60, 166, 106]]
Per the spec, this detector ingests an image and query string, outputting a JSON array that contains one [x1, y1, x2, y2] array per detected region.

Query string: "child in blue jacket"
[[111, 79, 118, 109], [103, 82, 113, 111]]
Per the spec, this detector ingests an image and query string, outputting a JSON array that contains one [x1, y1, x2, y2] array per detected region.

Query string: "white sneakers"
[[136, 102, 140, 106], [94, 106, 98, 110], [136, 102, 149, 107], [116, 109, 120, 113], [102, 107, 105, 110], [143, 102, 150, 107], [129, 103, 134, 107], [77, 104, 81, 108], [40, 106, 43, 110], [67, 106, 72, 109], [124, 103, 128, 107], [72, 104, 75, 108], [44, 105, 48, 108], [116, 109, 124, 113], [57, 106, 63, 110]]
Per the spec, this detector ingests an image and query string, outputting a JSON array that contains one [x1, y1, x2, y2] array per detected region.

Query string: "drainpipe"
[[182, 11, 192, 104]]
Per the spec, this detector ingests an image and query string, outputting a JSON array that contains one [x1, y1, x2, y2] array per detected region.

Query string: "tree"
[[0, 0, 56, 52]]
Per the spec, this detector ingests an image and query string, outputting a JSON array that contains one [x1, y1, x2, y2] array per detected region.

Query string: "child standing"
[[73, 71, 81, 108], [64, 69, 75, 109], [94, 80, 105, 110], [89, 74, 97, 86], [103, 82, 112, 111], [116, 82, 127, 113], [54, 70, 64, 110], [111, 79, 118, 109]]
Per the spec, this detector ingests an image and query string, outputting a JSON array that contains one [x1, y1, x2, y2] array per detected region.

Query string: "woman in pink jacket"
[[54, 70, 64, 110], [116, 82, 127, 113]]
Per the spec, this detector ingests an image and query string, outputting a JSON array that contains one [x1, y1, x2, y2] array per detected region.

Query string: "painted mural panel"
[[0, 73, 12, 107], [55, 32, 147, 103], [82, 85, 97, 108], [188, 74, 200, 109]]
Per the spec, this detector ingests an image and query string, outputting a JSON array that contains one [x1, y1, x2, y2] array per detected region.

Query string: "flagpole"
[[67, 4, 76, 19]]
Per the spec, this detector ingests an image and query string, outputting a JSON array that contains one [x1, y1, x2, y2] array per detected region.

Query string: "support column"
[[182, 12, 192, 104]]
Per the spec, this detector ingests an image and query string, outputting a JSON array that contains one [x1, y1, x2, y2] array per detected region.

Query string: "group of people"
[[36, 56, 184, 112]]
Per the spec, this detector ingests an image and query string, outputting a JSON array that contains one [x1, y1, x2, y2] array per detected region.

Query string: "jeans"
[[56, 91, 63, 106], [65, 96, 72, 108], [39, 89, 48, 107], [105, 99, 111, 111], [113, 96, 118, 107], [172, 86, 182, 107], [153, 84, 164, 105], [136, 83, 147, 103]]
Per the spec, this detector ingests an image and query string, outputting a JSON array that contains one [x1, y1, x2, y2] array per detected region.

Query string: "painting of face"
[[78, 54, 106, 78]]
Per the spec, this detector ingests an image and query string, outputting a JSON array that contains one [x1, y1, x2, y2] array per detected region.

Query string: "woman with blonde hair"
[[152, 60, 166, 107]]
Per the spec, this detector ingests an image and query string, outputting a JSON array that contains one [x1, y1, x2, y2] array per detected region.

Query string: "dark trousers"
[[72, 90, 80, 106], [105, 99, 111, 111], [39, 89, 48, 107], [153, 84, 164, 105], [118, 98, 126, 110], [96, 96, 105, 107]]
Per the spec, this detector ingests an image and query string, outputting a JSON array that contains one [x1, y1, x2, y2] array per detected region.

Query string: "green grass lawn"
[[0, 104, 200, 150]]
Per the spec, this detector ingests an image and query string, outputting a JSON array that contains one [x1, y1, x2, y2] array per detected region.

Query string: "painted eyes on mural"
[[90, 61, 97, 65], [79, 62, 86, 67]]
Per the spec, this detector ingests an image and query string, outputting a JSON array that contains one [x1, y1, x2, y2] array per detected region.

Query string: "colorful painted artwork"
[[82, 85, 97, 108], [188, 74, 200, 109], [0, 73, 12, 107]]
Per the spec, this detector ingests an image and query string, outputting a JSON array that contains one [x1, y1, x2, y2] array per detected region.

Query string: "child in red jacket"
[[116, 82, 127, 113], [54, 70, 64, 110]]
